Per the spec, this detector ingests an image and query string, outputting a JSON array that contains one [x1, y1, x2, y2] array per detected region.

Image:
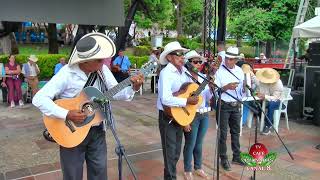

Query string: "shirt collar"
[[69, 64, 89, 80], [167, 62, 188, 74]]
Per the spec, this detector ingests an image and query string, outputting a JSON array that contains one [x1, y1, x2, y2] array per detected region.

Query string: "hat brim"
[[29, 58, 38, 62], [256, 68, 280, 84], [68, 33, 116, 66], [185, 55, 206, 62], [159, 47, 189, 65], [225, 54, 240, 59]]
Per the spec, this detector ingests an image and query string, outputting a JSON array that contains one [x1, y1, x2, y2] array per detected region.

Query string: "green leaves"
[[240, 152, 277, 167], [240, 152, 257, 167], [260, 152, 277, 167]]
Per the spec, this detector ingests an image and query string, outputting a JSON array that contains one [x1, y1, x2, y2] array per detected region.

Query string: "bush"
[[134, 46, 151, 56], [128, 55, 149, 68], [0, 54, 68, 80]]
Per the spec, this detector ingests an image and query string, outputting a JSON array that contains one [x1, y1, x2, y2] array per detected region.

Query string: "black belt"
[[221, 100, 239, 107]]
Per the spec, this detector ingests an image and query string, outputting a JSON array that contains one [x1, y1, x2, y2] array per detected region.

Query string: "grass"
[[17, 44, 72, 55]]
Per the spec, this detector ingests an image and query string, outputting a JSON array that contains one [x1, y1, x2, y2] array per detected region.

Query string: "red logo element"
[[249, 143, 268, 163]]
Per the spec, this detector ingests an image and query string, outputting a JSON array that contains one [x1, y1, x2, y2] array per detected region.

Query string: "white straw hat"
[[159, 41, 188, 65], [256, 68, 280, 84], [184, 50, 206, 62], [28, 55, 38, 62], [68, 32, 116, 66]]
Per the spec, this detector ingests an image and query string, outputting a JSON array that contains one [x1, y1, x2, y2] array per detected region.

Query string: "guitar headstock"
[[139, 61, 158, 76]]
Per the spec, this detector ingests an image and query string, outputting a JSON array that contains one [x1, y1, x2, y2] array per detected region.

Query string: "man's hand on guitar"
[[130, 73, 144, 91], [66, 110, 87, 124], [187, 96, 199, 105]]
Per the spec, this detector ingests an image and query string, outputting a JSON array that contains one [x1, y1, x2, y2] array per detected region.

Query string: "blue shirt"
[[54, 63, 65, 75], [113, 56, 131, 72]]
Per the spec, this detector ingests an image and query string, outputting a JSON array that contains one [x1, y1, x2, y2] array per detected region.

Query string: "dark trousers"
[[265, 101, 281, 128], [113, 71, 129, 82], [159, 110, 183, 180], [60, 126, 107, 180], [216, 103, 241, 160]]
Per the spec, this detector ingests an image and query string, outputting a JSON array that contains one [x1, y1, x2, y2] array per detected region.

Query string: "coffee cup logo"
[[241, 143, 277, 167]]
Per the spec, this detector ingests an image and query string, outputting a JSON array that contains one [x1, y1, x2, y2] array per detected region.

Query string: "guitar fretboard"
[[105, 78, 132, 99]]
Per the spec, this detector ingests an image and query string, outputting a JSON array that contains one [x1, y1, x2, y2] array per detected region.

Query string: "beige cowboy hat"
[[256, 68, 280, 84], [184, 50, 206, 62], [225, 46, 240, 59], [28, 55, 38, 62], [241, 64, 254, 76], [68, 32, 116, 66], [159, 41, 189, 65]]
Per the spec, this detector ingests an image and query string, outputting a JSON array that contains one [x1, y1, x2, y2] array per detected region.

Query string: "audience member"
[[5, 54, 24, 107], [111, 49, 131, 82], [22, 55, 40, 96], [54, 57, 66, 75]]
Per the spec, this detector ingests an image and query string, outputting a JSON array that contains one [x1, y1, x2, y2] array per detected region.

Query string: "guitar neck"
[[105, 78, 132, 99], [193, 80, 208, 96]]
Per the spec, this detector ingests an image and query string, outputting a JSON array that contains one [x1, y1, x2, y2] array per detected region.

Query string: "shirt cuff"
[[55, 106, 69, 120]]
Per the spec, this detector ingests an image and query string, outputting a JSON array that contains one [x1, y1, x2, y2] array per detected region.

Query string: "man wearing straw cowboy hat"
[[22, 54, 40, 96], [157, 41, 199, 180], [214, 46, 245, 171], [33, 32, 144, 180], [255, 68, 284, 135]]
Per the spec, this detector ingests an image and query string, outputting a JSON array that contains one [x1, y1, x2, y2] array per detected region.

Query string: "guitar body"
[[43, 87, 105, 148], [164, 83, 203, 126]]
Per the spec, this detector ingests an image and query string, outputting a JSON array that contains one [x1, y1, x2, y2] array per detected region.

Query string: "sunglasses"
[[169, 51, 184, 57], [188, 60, 203, 65]]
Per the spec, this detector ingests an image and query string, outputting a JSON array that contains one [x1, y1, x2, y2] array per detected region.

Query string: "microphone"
[[245, 84, 255, 96], [184, 61, 198, 73]]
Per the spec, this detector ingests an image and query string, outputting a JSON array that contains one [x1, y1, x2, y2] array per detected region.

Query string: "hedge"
[[0, 54, 68, 80], [0, 54, 149, 80], [133, 46, 151, 56]]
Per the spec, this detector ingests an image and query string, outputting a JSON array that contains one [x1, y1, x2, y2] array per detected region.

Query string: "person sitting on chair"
[[255, 68, 284, 135], [5, 54, 24, 107], [22, 55, 40, 96], [111, 49, 131, 82], [0, 62, 8, 103], [32, 32, 144, 180], [54, 57, 66, 75]]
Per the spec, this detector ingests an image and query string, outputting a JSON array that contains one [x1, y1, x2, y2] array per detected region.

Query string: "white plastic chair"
[[273, 87, 291, 132]]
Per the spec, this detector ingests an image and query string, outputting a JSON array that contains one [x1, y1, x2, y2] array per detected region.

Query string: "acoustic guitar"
[[43, 61, 157, 148], [163, 56, 222, 126]]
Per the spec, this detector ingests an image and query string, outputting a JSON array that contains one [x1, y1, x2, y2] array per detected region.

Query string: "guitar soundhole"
[[81, 103, 95, 116]]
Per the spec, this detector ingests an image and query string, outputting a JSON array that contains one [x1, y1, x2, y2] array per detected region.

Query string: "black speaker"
[[304, 66, 320, 109], [287, 90, 303, 119], [309, 42, 320, 66], [311, 71, 320, 126]]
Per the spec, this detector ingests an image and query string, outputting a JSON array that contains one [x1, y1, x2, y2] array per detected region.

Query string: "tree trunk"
[[0, 35, 11, 54], [47, 23, 59, 54], [217, 0, 227, 42], [115, 0, 139, 53], [10, 33, 19, 54], [176, 2, 183, 37], [266, 41, 272, 58], [236, 36, 242, 47]]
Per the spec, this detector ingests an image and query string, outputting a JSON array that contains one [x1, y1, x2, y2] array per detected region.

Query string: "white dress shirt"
[[256, 79, 283, 101], [32, 64, 135, 120], [157, 63, 193, 110], [214, 64, 245, 102], [196, 73, 213, 112]]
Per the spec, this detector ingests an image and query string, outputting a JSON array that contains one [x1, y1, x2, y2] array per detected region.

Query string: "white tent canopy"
[[293, 16, 320, 38]]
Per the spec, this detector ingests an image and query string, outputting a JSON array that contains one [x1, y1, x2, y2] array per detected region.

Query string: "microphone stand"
[[191, 70, 294, 180], [96, 100, 138, 180], [245, 86, 294, 180]]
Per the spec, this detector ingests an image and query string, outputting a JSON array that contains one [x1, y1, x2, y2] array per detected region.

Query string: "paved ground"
[[1, 86, 320, 180]]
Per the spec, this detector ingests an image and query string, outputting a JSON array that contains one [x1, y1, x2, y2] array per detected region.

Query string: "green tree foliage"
[[181, 0, 204, 37], [124, 0, 175, 29], [228, 0, 299, 42]]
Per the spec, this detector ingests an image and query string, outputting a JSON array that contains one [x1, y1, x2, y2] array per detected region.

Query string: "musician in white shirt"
[[157, 42, 199, 180], [32, 33, 144, 180], [214, 47, 245, 171]]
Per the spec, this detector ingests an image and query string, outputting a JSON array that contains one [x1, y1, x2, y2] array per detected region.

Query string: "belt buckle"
[[230, 102, 238, 107]]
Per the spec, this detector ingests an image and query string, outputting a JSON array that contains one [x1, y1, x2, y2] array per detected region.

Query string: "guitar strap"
[[83, 72, 98, 88], [185, 71, 200, 85]]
